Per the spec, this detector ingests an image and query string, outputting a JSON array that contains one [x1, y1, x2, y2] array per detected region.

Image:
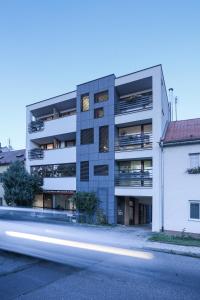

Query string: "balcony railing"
[[28, 120, 44, 133], [115, 133, 152, 151], [115, 169, 152, 187], [115, 94, 152, 115], [28, 148, 44, 160]]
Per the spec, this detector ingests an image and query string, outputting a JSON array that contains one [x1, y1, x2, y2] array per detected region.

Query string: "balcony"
[[115, 133, 152, 151], [28, 114, 76, 140], [115, 92, 152, 115], [28, 148, 44, 160], [115, 169, 152, 187], [28, 146, 76, 165], [28, 120, 44, 133]]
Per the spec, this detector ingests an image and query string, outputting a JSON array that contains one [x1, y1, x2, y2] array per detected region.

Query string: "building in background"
[[26, 65, 170, 232], [0, 149, 25, 205], [162, 119, 200, 236]]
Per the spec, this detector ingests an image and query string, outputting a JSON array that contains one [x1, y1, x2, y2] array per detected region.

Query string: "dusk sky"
[[0, 0, 200, 149]]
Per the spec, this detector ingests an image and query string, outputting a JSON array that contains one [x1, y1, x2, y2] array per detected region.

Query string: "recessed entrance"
[[117, 196, 152, 226]]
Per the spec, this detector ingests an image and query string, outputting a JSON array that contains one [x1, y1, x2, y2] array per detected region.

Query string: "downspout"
[[160, 140, 164, 232]]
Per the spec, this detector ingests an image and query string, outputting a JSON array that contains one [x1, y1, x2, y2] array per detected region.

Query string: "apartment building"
[[26, 65, 170, 232], [0, 149, 25, 205]]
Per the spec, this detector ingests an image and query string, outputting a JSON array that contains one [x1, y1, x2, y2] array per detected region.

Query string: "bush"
[[70, 192, 99, 223]]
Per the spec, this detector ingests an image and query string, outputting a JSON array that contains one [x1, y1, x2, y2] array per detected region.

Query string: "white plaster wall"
[[29, 147, 76, 166], [115, 110, 152, 125], [164, 144, 200, 234], [43, 177, 76, 191], [28, 114, 76, 141], [115, 187, 153, 197], [115, 149, 152, 160]]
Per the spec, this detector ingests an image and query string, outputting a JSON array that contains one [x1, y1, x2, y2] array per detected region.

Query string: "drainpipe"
[[160, 140, 164, 232]]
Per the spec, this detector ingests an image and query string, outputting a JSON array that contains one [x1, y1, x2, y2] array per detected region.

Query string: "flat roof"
[[26, 64, 162, 107]]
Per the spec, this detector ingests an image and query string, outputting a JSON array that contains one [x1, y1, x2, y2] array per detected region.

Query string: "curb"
[[144, 246, 200, 259]]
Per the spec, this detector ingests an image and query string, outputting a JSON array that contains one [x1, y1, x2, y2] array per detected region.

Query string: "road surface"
[[0, 220, 200, 299]]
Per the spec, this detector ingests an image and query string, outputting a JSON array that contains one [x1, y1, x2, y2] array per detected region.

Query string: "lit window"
[[190, 201, 200, 220], [81, 94, 89, 112], [99, 125, 109, 152]]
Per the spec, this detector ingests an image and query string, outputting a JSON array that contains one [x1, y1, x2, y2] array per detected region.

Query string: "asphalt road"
[[0, 220, 200, 300]]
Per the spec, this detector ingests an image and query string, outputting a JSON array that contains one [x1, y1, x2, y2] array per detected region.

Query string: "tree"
[[2, 161, 42, 207], [70, 192, 99, 222]]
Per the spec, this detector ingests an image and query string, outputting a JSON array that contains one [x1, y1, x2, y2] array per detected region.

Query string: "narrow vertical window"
[[190, 202, 200, 220], [80, 161, 89, 181], [81, 94, 89, 112], [99, 125, 109, 152]]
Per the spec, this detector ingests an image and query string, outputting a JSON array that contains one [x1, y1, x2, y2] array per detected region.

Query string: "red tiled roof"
[[163, 118, 200, 144]]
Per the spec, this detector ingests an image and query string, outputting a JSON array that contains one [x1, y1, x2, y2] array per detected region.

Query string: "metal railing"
[[115, 169, 152, 187], [115, 133, 152, 151], [28, 120, 44, 133], [28, 148, 44, 160], [115, 94, 152, 115]]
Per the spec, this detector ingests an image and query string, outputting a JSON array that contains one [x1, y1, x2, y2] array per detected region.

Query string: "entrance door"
[[117, 197, 125, 225], [43, 194, 53, 209]]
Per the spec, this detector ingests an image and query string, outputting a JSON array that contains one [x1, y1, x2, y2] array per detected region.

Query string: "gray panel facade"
[[76, 75, 116, 224]]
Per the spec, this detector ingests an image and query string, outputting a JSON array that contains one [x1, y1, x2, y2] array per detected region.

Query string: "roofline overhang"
[[162, 138, 200, 147]]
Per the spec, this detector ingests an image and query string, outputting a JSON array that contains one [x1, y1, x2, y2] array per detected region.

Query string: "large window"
[[81, 94, 90, 112], [94, 165, 109, 176], [81, 128, 94, 145], [94, 90, 108, 103], [189, 153, 200, 168], [31, 163, 76, 178], [99, 125, 109, 152], [190, 201, 200, 220], [80, 161, 89, 181]]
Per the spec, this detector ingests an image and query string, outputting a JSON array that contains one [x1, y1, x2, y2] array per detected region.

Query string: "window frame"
[[189, 201, 200, 221], [99, 125, 109, 153], [81, 128, 94, 145], [94, 107, 104, 119], [189, 153, 200, 169], [81, 93, 90, 112], [94, 90, 109, 103], [94, 164, 109, 176], [80, 161, 89, 181]]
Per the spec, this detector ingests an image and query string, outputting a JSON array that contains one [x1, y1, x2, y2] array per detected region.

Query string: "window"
[[81, 128, 94, 145], [99, 125, 109, 152], [94, 165, 109, 176], [0, 197, 2, 206], [81, 94, 89, 112], [65, 140, 76, 147], [0, 173, 3, 183], [94, 90, 108, 103], [94, 107, 104, 119], [80, 161, 89, 181], [189, 153, 200, 168], [190, 201, 200, 220], [30, 163, 76, 178]]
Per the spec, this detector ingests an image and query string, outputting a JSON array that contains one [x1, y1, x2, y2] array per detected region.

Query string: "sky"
[[0, 0, 200, 149]]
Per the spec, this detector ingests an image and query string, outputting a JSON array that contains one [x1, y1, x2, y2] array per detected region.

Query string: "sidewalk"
[[143, 240, 200, 258]]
